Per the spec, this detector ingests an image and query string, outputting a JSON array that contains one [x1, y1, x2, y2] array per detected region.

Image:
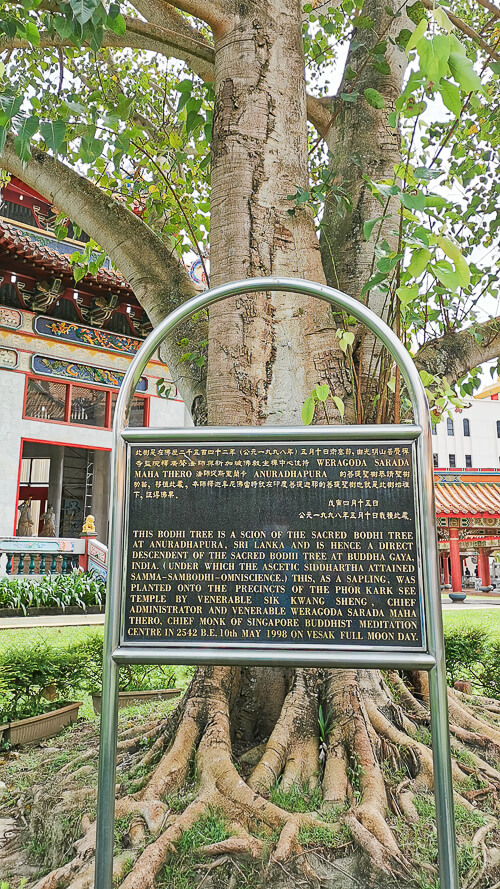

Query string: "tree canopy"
[[0, 0, 499, 424]]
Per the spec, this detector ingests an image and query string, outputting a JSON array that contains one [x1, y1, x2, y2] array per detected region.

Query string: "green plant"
[[0, 572, 105, 614], [71, 632, 192, 693], [347, 752, 364, 803], [270, 780, 322, 813], [0, 640, 86, 723], [444, 626, 489, 686], [318, 703, 333, 744]]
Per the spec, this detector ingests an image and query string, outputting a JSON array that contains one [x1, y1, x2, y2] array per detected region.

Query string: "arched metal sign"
[[96, 277, 459, 889]]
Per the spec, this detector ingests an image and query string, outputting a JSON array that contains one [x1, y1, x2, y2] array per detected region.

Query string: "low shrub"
[[0, 640, 87, 723], [444, 627, 500, 699], [0, 572, 105, 614], [0, 632, 193, 724], [72, 632, 191, 694]]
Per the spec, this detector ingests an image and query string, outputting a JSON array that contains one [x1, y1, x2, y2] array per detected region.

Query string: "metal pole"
[[94, 432, 127, 888], [95, 276, 459, 889]]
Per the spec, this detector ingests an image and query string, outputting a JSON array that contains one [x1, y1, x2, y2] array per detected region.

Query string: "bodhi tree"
[[1, 0, 500, 887]]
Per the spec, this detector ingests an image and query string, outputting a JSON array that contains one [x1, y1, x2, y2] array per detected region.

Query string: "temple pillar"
[[478, 548, 491, 587], [47, 446, 64, 536], [443, 554, 450, 585], [449, 529, 462, 592]]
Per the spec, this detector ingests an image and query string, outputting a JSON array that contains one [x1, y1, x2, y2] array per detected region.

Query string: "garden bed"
[[5, 702, 82, 745], [92, 688, 182, 714], [0, 605, 105, 618]]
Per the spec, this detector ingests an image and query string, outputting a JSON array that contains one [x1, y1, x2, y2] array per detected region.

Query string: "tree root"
[[11, 666, 500, 889], [249, 668, 319, 793]]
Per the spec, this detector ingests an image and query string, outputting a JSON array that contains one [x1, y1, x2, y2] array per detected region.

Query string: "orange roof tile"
[[434, 480, 500, 516], [0, 219, 132, 293]]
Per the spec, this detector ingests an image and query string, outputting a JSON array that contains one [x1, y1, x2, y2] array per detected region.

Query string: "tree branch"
[[474, 0, 500, 20], [0, 17, 215, 80], [421, 0, 500, 61], [0, 133, 204, 416], [414, 320, 500, 384], [160, 0, 232, 32]]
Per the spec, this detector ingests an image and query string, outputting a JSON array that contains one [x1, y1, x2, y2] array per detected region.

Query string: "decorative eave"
[[0, 218, 132, 295], [434, 470, 500, 518]]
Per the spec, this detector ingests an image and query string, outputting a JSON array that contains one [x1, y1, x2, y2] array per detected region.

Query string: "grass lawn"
[[442, 608, 500, 640]]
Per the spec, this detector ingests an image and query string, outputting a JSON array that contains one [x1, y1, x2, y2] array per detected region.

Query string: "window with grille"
[[24, 377, 148, 429]]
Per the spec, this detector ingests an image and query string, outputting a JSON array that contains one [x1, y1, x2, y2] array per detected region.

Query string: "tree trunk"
[[207, 0, 345, 426]]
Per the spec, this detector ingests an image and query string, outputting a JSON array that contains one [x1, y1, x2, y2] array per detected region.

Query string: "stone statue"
[[40, 504, 56, 537], [82, 514, 96, 534], [17, 498, 33, 536]]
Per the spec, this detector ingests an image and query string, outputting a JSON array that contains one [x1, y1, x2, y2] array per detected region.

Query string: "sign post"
[[95, 277, 459, 889]]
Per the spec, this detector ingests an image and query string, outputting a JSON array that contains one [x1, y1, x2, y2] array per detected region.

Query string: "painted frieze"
[[31, 354, 148, 391], [34, 316, 143, 356], [0, 347, 18, 368], [0, 307, 22, 329]]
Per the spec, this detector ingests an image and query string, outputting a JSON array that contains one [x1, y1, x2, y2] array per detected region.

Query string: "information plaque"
[[96, 279, 459, 889], [123, 440, 424, 651]]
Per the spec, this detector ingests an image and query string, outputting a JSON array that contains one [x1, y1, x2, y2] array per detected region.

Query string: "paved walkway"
[[0, 612, 106, 629]]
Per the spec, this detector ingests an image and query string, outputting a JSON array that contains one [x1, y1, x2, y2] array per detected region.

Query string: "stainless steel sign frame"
[[95, 276, 459, 889]]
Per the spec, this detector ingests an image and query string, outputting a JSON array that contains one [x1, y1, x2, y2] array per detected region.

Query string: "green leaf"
[[449, 33, 467, 56], [407, 247, 431, 277], [73, 266, 86, 283], [13, 115, 38, 162], [65, 100, 86, 114], [436, 236, 470, 287], [396, 283, 418, 308], [406, 18, 428, 53], [429, 5, 454, 33], [302, 396, 315, 426], [24, 20, 40, 45], [40, 120, 66, 153], [438, 78, 461, 116], [364, 88, 385, 109], [333, 396, 345, 419], [387, 110, 398, 127], [434, 259, 460, 291], [413, 166, 440, 180], [53, 16, 74, 39], [314, 384, 330, 402], [373, 57, 391, 75], [448, 52, 482, 92], [424, 194, 448, 209], [69, 0, 100, 25], [400, 191, 426, 211], [342, 331, 355, 347], [416, 35, 450, 83], [341, 92, 358, 103], [363, 216, 382, 240], [107, 12, 126, 35]]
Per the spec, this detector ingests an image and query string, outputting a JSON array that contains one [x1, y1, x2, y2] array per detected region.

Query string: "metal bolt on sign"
[[95, 277, 459, 889]]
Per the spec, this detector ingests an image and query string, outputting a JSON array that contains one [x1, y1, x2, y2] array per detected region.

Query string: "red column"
[[443, 554, 450, 585], [477, 548, 491, 587], [449, 529, 462, 592], [484, 551, 491, 586]]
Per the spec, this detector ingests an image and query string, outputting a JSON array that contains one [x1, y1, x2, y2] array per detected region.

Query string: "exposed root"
[[120, 797, 209, 889], [344, 813, 409, 879], [200, 832, 264, 858], [249, 668, 319, 793], [9, 665, 500, 889], [273, 819, 300, 862]]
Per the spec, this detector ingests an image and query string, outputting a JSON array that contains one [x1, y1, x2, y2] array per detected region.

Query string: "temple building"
[[0, 176, 186, 543]]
